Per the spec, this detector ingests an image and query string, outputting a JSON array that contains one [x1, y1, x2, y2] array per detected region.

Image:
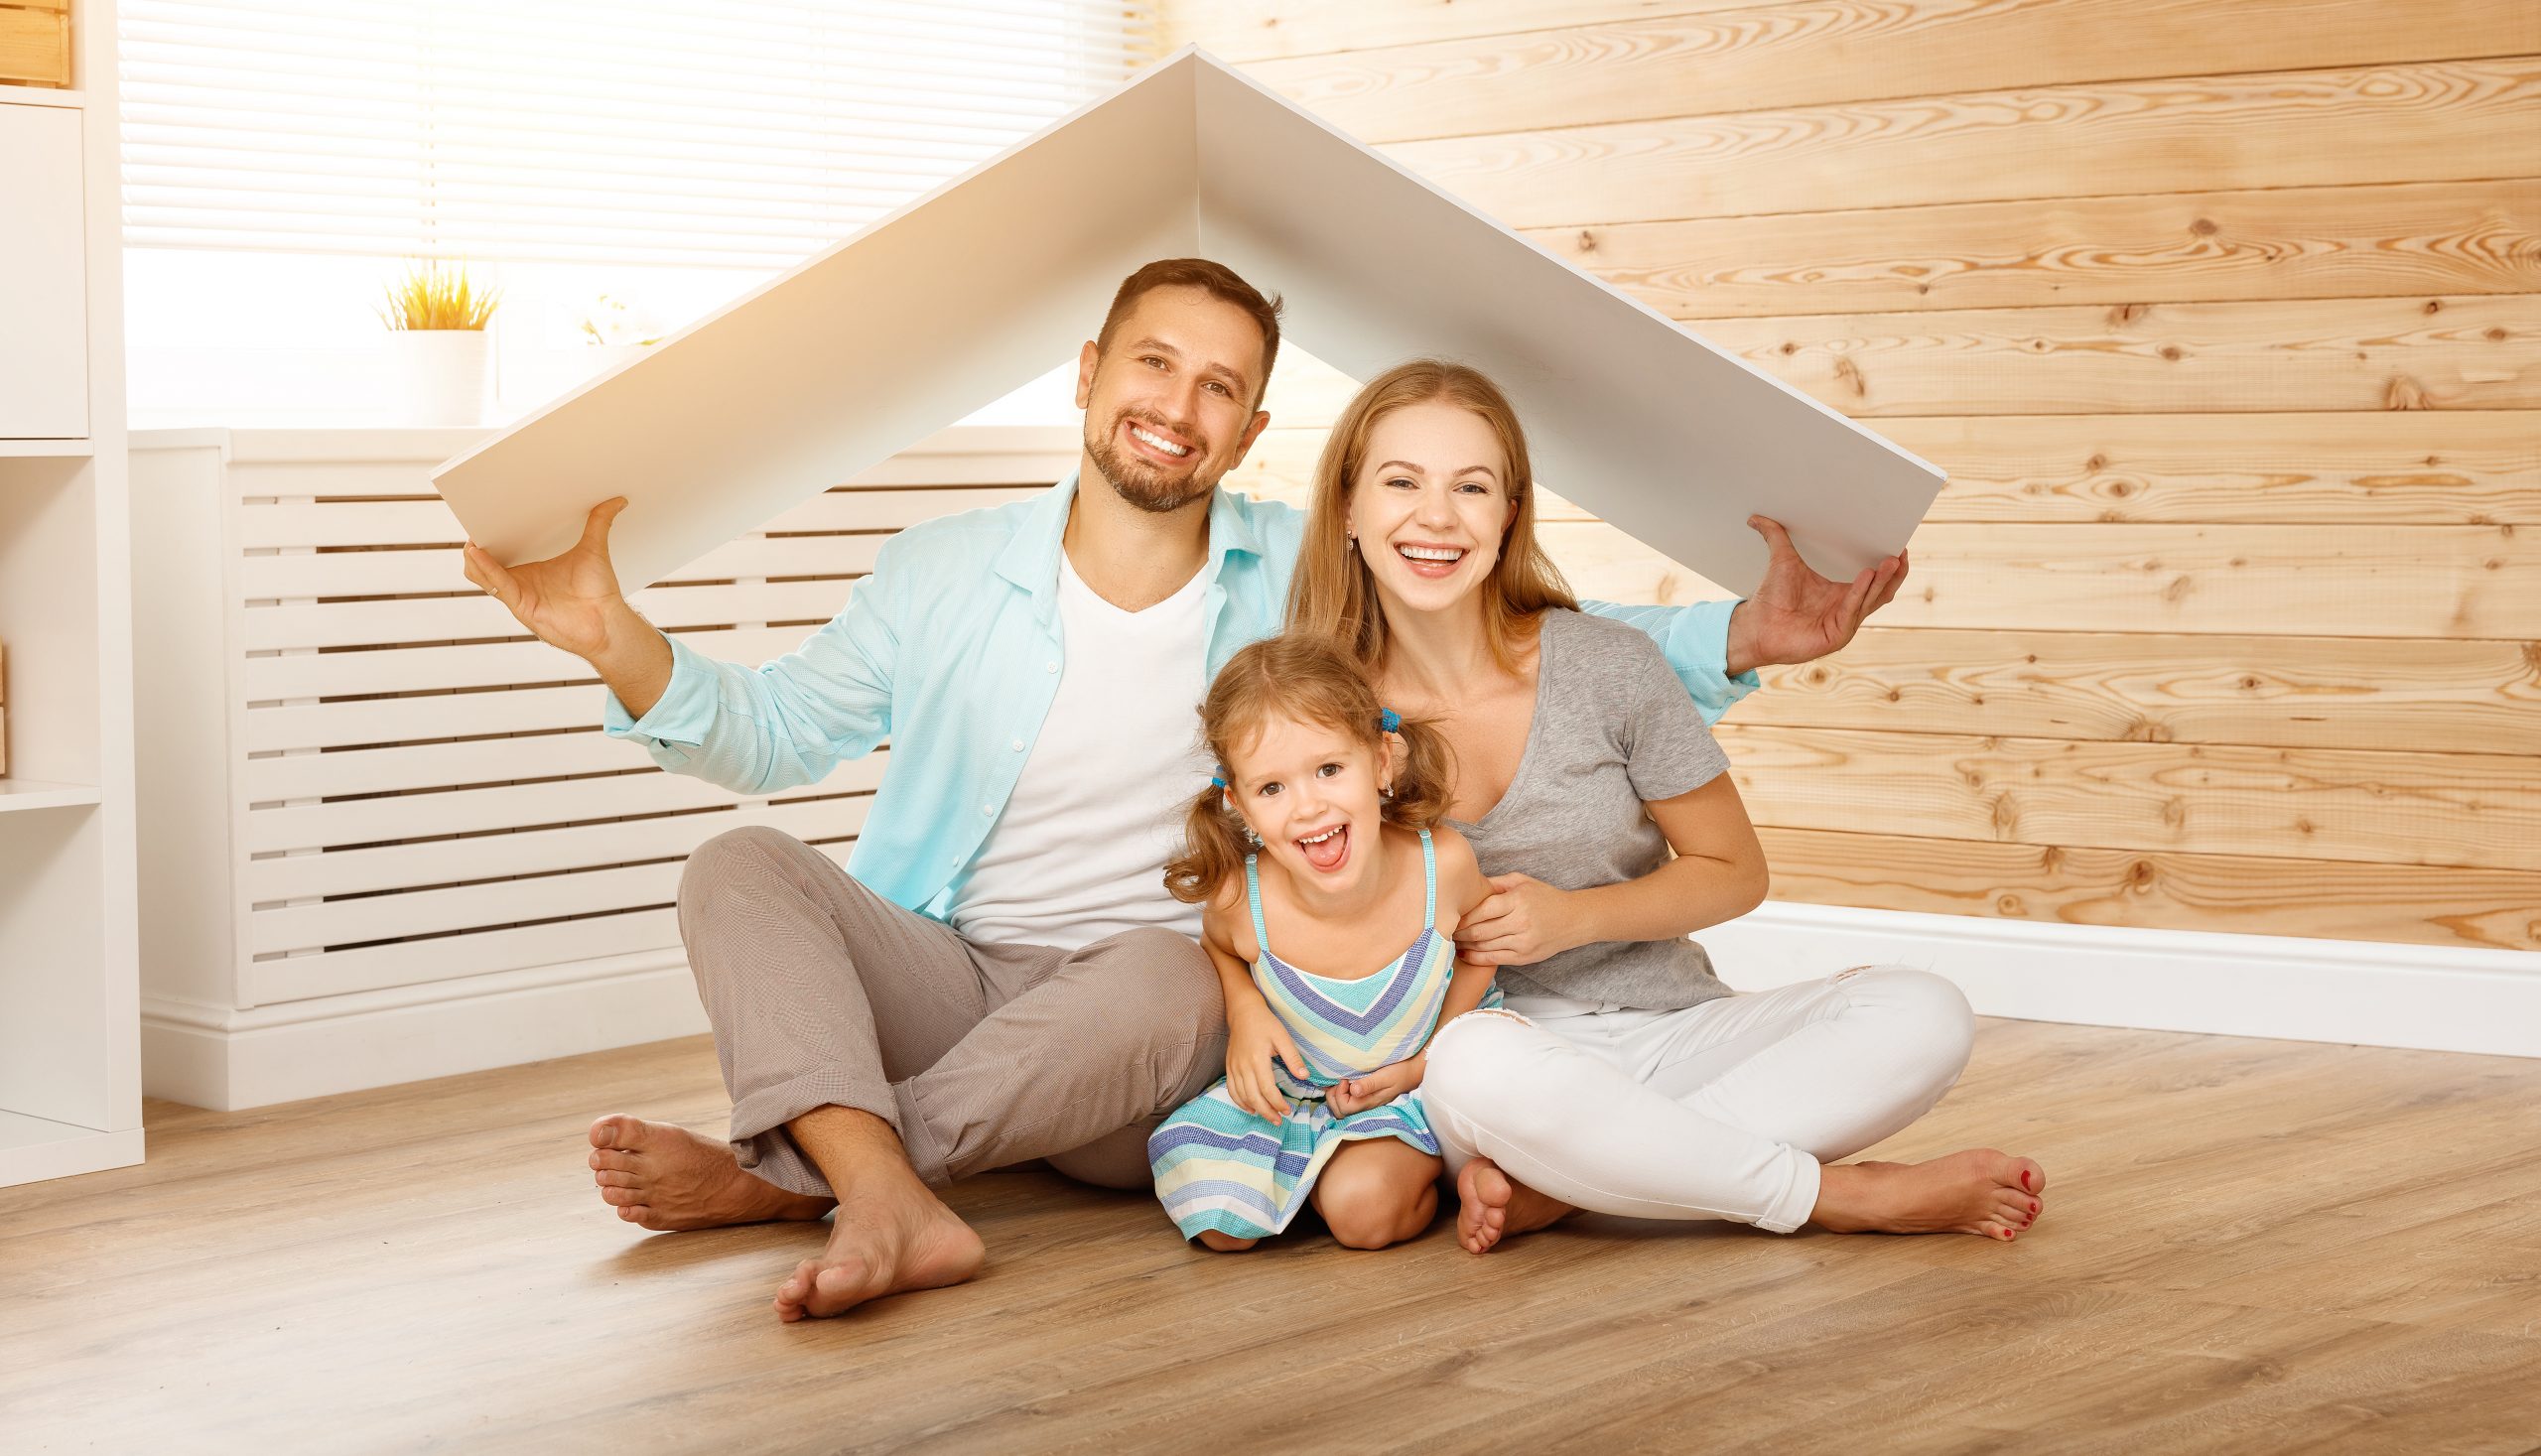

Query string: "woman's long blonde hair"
[[1162, 633, 1456, 905], [1284, 358, 1578, 671]]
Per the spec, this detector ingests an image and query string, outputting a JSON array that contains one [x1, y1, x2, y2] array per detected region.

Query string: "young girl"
[[1148, 633, 1498, 1252]]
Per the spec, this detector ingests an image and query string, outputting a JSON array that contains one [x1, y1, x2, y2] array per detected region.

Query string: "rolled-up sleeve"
[[603, 540, 902, 795], [1579, 596, 1758, 726]]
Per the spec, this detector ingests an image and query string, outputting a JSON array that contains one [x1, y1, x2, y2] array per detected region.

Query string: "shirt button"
[[982, 804, 994, 815], [1010, 739, 1024, 751], [1045, 661, 1057, 673]]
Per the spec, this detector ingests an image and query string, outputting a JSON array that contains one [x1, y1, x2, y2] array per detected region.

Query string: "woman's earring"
[[1380, 781, 1394, 799], [1243, 827, 1263, 849]]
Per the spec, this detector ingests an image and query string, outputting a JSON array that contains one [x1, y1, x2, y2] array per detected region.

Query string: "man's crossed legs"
[[586, 826, 1226, 1319]]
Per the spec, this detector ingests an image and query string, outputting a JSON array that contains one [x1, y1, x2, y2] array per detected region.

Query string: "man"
[[463, 259, 1906, 1321]]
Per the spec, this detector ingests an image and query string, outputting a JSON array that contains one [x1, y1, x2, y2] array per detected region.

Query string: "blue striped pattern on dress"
[[1149, 829, 1492, 1241]]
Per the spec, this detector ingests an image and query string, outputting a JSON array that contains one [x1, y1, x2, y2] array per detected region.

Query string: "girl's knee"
[[1318, 1181, 1429, 1251], [1312, 1147, 1438, 1250]]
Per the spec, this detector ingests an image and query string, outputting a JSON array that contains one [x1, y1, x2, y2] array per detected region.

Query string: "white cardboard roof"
[[434, 46, 1943, 596]]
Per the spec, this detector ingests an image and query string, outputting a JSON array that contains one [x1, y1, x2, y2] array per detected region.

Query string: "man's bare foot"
[[772, 1175, 987, 1322], [1454, 1156, 1577, 1256], [1809, 1149, 2046, 1240], [587, 1115, 834, 1232]]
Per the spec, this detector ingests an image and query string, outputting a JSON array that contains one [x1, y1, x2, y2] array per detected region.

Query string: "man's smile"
[[1122, 417, 1197, 463]]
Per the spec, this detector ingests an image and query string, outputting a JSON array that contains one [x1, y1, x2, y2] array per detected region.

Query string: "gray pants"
[[677, 826, 1227, 1196]]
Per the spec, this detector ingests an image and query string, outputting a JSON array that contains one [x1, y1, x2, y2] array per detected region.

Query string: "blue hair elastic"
[[1209, 774, 1226, 788], [1379, 709, 1402, 732]]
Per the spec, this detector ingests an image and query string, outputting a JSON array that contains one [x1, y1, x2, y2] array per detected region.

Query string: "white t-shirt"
[[945, 551, 1211, 951]]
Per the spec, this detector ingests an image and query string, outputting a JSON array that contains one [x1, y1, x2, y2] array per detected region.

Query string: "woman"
[[1285, 359, 2045, 1252]]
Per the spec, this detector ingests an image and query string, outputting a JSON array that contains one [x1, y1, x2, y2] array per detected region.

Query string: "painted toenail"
[[2030, 1201, 2039, 1214]]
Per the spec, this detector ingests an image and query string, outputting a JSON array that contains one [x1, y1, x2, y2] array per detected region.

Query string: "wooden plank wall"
[[1165, 0, 2541, 953]]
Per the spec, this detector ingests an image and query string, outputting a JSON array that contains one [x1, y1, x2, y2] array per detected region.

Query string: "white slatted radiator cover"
[[136, 427, 1073, 1102]]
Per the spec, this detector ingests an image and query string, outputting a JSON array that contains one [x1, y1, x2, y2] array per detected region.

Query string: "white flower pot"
[[387, 329, 492, 426]]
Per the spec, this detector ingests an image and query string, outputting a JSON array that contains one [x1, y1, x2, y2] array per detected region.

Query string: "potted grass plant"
[[377, 260, 502, 425]]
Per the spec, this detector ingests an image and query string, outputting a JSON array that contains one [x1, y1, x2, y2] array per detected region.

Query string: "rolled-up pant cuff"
[[1757, 1152, 1821, 1235], [726, 1074, 902, 1200]]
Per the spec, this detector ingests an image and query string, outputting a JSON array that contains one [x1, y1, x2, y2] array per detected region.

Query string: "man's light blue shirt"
[[605, 470, 1758, 918]]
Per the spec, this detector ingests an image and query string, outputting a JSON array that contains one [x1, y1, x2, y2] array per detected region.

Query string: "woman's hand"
[[1226, 999, 1309, 1124], [1454, 872, 1588, 968], [1328, 1056, 1422, 1117]]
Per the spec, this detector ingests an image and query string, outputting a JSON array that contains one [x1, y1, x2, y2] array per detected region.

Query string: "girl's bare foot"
[[1454, 1156, 1576, 1255], [587, 1115, 835, 1231], [772, 1174, 987, 1321], [1809, 1149, 2046, 1240]]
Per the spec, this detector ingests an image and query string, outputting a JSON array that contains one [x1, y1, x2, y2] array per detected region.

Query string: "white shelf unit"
[[0, 1, 145, 1188], [130, 426, 1072, 1109]]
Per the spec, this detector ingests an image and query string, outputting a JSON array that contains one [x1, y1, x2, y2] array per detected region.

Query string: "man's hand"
[[1721, 514, 1908, 676], [461, 497, 636, 663], [1226, 999, 1309, 1124], [1328, 1057, 1422, 1117], [462, 497, 674, 716], [1453, 872, 1588, 969]]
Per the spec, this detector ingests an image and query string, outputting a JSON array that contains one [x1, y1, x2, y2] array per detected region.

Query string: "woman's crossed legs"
[[1419, 967, 2045, 1252]]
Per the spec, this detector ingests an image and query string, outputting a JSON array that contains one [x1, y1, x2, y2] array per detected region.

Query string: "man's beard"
[[1086, 410, 1217, 515]]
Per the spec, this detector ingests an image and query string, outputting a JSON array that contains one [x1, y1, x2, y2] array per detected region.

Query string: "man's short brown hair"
[[1095, 258, 1283, 407]]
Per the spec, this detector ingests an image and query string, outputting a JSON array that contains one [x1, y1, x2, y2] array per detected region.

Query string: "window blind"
[[122, 0, 1159, 268]]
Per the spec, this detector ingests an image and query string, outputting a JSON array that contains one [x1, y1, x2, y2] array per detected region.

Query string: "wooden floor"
[[5, 1021, 2538, 1455]]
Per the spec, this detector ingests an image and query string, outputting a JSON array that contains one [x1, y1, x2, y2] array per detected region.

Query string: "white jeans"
[[1419, 967, 1975, 1234]]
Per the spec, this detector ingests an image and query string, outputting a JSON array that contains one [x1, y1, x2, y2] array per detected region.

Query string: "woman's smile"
[[1388, 540, 1470, 580]]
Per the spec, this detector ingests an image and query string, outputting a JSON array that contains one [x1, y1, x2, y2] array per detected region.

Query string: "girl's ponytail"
[[1163, 782, 1251, 904], [1382, 716, 1456, 831]]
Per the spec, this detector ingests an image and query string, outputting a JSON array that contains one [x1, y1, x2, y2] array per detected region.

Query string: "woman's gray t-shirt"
[[1446, 607, 1736, 1011]]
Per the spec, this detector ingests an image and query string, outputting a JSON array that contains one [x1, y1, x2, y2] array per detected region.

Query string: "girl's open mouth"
[[1295, 822, 1350, 873]]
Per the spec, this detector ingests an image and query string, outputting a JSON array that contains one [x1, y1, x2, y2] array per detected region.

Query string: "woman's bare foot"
[[1454, 1156, 1577, 1256], [1809, 1149, 2046, 1240], [772, 1172, 987, 1322], [587, 1115, 835, 1232]]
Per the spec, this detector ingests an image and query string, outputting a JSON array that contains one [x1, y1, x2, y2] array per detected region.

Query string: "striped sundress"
[[1149, 828, 1491, 1242]]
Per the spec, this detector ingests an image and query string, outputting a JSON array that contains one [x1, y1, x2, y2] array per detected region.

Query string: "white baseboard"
[[1703, 902, 2541, 1059], [137, 905, 2540, 1112], [140, 951, 712, 1111]]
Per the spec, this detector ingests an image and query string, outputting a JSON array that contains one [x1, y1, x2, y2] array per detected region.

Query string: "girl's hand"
[[1453, 873, 1587, 968], [1227, 1001, 1309, 1124], [1328, 1056, 1422, 1117]]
